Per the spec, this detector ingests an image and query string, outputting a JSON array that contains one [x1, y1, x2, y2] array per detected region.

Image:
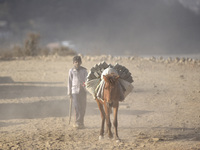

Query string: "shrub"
[[0, 32, 78, 60], [24, 33, 40, 56], [12, 45, 25, 57], [0, 50, 13, 60], [39, 47, 50, 56], [51, 46, 77, 56]]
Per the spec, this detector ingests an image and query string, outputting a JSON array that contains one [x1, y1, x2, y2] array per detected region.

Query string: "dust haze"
[[0, 56, 200, 149], [1, 0, 200, 55], [0, 1, 200, 149]]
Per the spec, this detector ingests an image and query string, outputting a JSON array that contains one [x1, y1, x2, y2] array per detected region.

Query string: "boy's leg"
[[72, 94, 81, 126], [78, 90, 87, 126]]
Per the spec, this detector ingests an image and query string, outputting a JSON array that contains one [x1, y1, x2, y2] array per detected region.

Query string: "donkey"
[[96, 74, 122, 142]]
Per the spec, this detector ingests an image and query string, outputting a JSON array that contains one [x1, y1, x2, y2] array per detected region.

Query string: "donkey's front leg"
[[96, 99, 105, 140], [99, 107, 105, 139], [105, 103, 113, 139], [113, 103, 120, 142]]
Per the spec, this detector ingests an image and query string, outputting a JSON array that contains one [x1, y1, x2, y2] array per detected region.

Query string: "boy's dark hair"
[[73, 56, 82, 63]]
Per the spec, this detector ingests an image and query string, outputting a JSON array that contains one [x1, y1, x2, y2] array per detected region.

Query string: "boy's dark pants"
[[72, 88, 86, 125]]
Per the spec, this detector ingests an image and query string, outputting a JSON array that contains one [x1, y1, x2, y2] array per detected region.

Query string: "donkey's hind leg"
[[96, 99, 105, 140], [113, 103, 120, 142]]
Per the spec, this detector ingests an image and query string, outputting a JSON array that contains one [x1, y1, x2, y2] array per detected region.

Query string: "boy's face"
[[73, 61, 81, 69]]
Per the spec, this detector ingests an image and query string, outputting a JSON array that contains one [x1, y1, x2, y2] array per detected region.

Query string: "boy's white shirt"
[[68, 67, 88, 95]]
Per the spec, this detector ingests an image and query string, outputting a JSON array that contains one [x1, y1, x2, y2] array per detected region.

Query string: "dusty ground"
[[0, 55, 200, 150]]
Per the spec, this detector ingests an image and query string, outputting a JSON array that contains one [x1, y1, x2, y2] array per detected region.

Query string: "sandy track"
[[0, 56, 200, 150]]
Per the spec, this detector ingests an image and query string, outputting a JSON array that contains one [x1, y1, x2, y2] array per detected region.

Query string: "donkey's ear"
[[103, 75, 108, 82]]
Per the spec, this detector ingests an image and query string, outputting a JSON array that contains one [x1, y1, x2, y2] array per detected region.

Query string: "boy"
[[68, 56, 88, 129]]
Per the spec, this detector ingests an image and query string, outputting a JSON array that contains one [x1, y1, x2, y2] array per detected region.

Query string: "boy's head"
[[73, 56, 82, 69]]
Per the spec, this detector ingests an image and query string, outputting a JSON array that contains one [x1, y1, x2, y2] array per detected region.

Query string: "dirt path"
[[0, 56, 200, 149]]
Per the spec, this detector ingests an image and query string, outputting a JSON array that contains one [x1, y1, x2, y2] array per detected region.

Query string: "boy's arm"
[[68, 69, 72, 95], [83, 69, 88, 87]]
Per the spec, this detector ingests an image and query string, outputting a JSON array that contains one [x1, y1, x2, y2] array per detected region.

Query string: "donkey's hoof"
[[108, 136, 113, 139], [115, 137, 121, 143], [99, 135, 104, 140], [108, 133, 113, 139], [116, 139, 121, 143]]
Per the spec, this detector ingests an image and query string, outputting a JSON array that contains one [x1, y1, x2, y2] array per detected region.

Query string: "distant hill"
[[0, 0, 200, 55]]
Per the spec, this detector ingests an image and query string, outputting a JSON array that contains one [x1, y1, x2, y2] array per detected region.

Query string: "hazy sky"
[[2, 0, 200, 55], [66, 0, 200, 55]]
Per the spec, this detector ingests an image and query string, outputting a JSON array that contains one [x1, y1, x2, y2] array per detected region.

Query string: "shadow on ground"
[[0, 76, 66, 99], [0, 100, 69, 120], [0, 76, 69, 121], [0, 121, 25, 128], [151, 127, 200, 142]]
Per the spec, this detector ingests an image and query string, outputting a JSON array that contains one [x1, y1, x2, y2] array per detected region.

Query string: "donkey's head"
[[103, 74, 120, 105]]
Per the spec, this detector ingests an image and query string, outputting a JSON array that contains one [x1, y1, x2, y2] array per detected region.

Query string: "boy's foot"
[[73, 123, 79, 128], [73, 123, 85, 129], [79, 124, 85, 129]]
